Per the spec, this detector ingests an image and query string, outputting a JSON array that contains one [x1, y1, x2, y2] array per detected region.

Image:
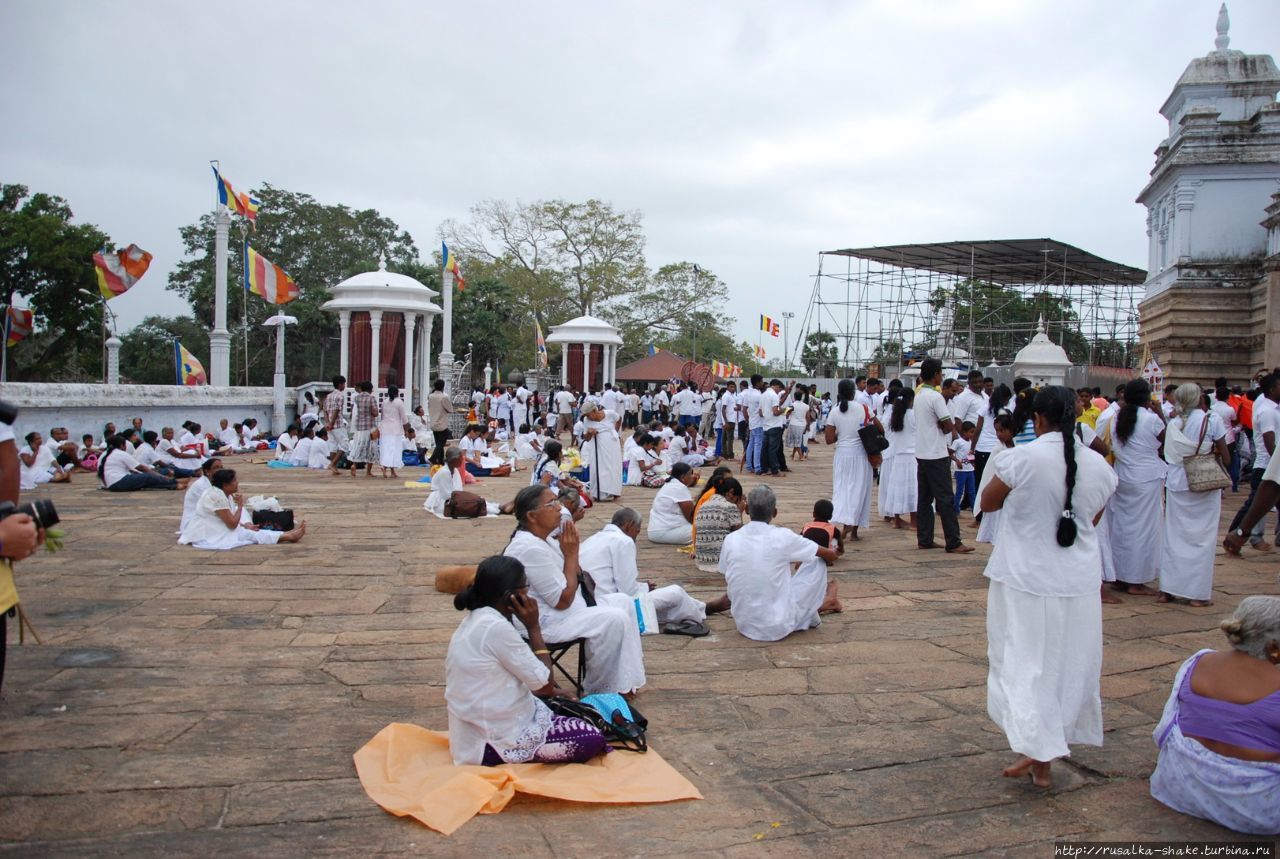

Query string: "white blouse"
[[983, 433, 1118, 597], [648, 480, 692, 533], [445, 607, 552, 766], [1111, 407, 1167, 484], [179, 489, 235, 545], [827, 402, 868, 451]]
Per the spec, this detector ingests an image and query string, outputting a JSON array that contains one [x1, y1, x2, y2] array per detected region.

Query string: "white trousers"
[[540, 598, 647, 695], [648, 522, 693, 545], [651, 584, 706, 625]]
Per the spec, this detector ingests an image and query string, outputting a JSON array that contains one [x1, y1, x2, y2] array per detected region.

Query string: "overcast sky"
[[4, 0, 1277, 362]]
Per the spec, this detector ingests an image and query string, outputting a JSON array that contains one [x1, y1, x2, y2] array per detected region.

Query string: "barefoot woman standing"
[[980, 386, 1118, 788]]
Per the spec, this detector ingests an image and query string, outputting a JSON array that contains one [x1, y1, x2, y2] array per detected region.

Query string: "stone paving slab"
[[1, 447, 1278, 855]]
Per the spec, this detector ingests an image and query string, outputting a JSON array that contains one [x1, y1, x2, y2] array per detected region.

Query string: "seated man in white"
[[579, 507, 729, 632], [503, 484, 646, 696], [424, 447, 501, 518], [307, 428, 334, 469], [719, 485, 843, 641], [179, 468, 305, 549]]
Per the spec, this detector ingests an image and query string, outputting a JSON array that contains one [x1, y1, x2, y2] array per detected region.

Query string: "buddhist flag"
[[711, 360, 742, 379], [647, 344, 657, 356], [93, 244, 153, 300], [754, 344, 766, 359], [442, 241, 466, 291], [245, 245, 299, 304], [535, 318, 548, 369], [5, 307, 33, 347], [174, 341, 207, 386], [212, 166, 253, 218], [760, 315, 780, 337]]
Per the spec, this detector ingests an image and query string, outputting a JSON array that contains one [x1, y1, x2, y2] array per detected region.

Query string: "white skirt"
[[831, 444, 872, 528], [879, 453, 917, 517], [977, 509, 1000, 544], [1158, 489, 1221, 601], [1096, 509, 1116, 583], [378, 433, 405, 468], [539, 598, 647, 695], [877, 442, 895, 516], [190, 526, 281, 551], [1108, 477, 1164, 585], [986, 579, 1103, 762]]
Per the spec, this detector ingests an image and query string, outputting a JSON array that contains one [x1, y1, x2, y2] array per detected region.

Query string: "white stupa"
[[1012, 316, 1073, 387]]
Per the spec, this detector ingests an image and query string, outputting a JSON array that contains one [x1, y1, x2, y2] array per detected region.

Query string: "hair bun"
[[1219, 617, 1245, 643], [452, 586, 475, 612]]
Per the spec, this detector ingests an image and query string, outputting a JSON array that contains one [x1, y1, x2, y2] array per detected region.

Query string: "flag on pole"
[[212, 166, 253, 218], [245, 245, 299, 304], [760, 315, 780, 337], [5, 307, 33, 347], [754, 344, 767, 359], [93, 244, 153, 299], [174, 341, 207, 386], [647, 343, 657, 356], [238, 191, 260, 225], [442, 241, 466, 291], [711, 360, 742, 378], [534, 318, 548, 369], [1140, 343, 1163, 391]]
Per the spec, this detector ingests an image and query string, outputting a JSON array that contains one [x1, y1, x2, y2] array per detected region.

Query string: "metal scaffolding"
[[793, 238, 1147, 375]]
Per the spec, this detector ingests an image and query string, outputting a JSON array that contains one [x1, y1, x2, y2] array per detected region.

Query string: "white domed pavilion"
[[321, 254, 442, 409], [1012, 316, 1073, 387], [545, 314, 624, 392]]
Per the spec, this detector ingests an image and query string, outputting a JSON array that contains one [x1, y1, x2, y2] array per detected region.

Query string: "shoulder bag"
[[1183, 415, 1229, 492], [857, 405, 889, 456], [444, 490, 487, 518]]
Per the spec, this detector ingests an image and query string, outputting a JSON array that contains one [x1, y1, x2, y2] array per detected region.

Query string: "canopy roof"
[[322, 255, 441, 316], [615, 349, 687, 382], [822, 239, 1146, 287], [545, 314, 623, 346]]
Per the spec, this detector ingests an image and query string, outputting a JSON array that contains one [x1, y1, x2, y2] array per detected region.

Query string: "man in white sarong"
[[579, 508, 729, 632], [581, 399, 623, 502], [719, 485, 841, 641]]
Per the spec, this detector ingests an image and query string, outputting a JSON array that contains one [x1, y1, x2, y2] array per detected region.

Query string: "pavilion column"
[[369, 310, 383, 395], [420, 314, 435, 399], [581, 342, 590, 392], [403, 313, 417, 412], [338, 310, 351, 380], [609, 344, 617, 384], [560, 347, 568, 386]]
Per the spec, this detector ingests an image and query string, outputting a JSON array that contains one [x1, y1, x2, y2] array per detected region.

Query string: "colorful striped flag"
[[212, 166, 253, 218], [711, 360, 742, 379], [93, 244, 152, 300], [754, 344, 767, 359], [174, 341, 207, 386], [442, 241, 466, 291], [534, 318, 548, 369], [760, 314, 780, 337], [5, 307, 33, 347], [647, 344, 657, 356], [245, 245, 299, 304]]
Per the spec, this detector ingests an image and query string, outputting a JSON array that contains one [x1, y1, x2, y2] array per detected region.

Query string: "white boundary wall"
[[0, 383, 296, 443]]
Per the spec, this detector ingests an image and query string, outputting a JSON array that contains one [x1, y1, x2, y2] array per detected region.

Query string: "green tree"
[[801, 331, 839, 375], [118, 315, 212, 384], [442, 198, 647, 322], [612, 263, 739, 365], [168, 184, 420, 385], [0, 183, 111, 380], [436, 277, 528, 378]]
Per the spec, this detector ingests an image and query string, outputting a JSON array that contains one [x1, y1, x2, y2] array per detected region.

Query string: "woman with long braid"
[[980, 386, 1118, 789], [1106, 378, 1168, 595]]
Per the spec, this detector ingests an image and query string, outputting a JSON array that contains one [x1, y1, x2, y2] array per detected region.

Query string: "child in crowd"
[[976, 413, 1018, 544], [801, 499, 844, 563], [951, 421, 976, 513], [275, 425, 298, 461], [308, 428, 332, 469]]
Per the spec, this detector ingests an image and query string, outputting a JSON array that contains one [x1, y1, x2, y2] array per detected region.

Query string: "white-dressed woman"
[[825, 378, 880, 542], [647, 462, 698, 545], [377, 385, 408, 479], [503, 485, 646, 696], [178, 468, 306, 549], [1149, 596, 1280, 835], [529, 440, 583, 493], [1158, 383, 1229, 607], [445, 554, 608, 767], [879, 388, 917, 530], [1107, 378, 1168, 596], [581, 399, 623, 502], [981, 386, 1118, 788]]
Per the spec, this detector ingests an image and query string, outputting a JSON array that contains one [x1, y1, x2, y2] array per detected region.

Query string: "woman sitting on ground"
[[625, 433, 665, 488], [1150, 596, 1280, 835], [460, 423, 512, 477], [694, 476, 745, 572], [503, 485, 646, 696], [180, 457, 223, 533], [178, 468, 306, 549], [647, 462, 699, 545], [98, 435, 188, 492], [445, 555, 608, 767], [530, 440, 582, 493]]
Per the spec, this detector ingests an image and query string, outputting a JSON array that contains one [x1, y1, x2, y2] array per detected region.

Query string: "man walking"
[[427, 378, 453, 466]]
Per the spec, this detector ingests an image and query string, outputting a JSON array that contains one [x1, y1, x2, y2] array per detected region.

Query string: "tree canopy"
[[0, 183, 111, 380]]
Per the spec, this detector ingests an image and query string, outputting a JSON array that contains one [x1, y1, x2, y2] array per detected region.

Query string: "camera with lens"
[[0, 499, 59, 530]]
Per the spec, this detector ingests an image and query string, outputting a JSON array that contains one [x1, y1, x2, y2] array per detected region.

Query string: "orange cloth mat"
[[353, 723, 703, 835]]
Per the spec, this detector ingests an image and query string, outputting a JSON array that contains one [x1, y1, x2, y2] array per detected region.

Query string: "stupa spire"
[[1214, 3, 1230, 53]]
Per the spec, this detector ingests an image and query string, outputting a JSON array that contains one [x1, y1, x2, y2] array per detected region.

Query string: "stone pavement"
[[0, 446, 1277, 856]]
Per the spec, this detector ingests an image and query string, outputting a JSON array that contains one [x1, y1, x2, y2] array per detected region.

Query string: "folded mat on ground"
[[353, 722, 702, 835]]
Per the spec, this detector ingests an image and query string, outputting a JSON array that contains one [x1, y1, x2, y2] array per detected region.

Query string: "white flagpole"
[[440, 268, 454, 393]]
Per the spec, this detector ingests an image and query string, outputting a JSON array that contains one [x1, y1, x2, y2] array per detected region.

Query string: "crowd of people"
[[9, 362, 1278, 835]]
